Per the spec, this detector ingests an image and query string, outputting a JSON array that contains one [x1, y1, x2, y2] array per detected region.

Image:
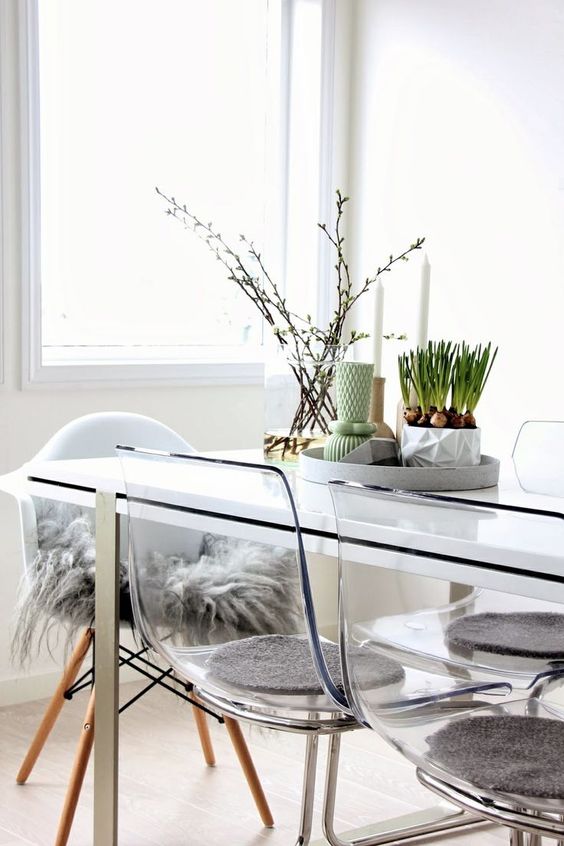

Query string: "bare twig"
[[157, 186, 424, 436]]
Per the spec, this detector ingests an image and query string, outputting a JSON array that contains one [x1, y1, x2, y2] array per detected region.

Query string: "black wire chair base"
[[63, 641, 223, 723]]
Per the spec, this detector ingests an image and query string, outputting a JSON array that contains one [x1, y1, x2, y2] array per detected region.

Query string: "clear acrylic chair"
[[512, 420, 564, 497], [329, 479, 564, 845], [13, 413, 271, 845], [118, 446, 361, 846]]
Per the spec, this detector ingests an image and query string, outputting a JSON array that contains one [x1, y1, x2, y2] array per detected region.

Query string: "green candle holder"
[[323, 362, 376, 462]]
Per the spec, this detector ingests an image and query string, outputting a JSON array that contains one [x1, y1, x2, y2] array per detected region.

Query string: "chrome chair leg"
[[526, 831, 542, 845], [526, 808, 542, 846], [320, 731, 342, 846], [509, 829, 526, 846], [295, 732, 320, 846], [317, 736, 484, 846]]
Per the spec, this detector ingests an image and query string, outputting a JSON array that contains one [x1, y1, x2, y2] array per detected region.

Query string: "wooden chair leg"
[[16, 627, 94, 784], [54, 687, 96, 846], [224, 716, 274, 828], [191, 695, 216, 766]]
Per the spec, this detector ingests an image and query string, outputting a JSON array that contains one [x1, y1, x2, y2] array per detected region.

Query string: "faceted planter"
[[401, 427, 481, 468]]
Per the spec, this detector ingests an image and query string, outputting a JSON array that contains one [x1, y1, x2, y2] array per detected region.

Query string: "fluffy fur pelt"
[[147, 533, 302, 646], [11, 501, 302, 663], [11, 501, 131, 663]]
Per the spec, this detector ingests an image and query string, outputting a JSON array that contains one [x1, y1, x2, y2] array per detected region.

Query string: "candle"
[[416, 253, 431, 349], [372, 279, 385, 376]]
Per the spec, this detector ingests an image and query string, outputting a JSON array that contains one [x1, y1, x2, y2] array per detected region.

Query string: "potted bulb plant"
[[398, 341, 498, 468]]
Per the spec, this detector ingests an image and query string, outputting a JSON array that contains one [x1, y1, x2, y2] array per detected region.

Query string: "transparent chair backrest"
[[329, 481, 564, 735], [512, 420, 564, 496], [117, 447, 346, 709]]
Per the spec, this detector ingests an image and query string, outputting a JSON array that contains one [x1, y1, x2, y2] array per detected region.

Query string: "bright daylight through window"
[[35, 0, 283, 369]]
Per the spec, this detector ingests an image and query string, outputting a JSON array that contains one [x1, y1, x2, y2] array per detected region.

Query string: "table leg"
[[94, 491, 120, 846]]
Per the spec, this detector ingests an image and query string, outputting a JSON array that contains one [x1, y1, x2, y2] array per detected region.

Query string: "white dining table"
[[24, 449, 564, 845]]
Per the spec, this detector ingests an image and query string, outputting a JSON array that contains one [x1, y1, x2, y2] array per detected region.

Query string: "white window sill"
[[23, 359, 265, 389]]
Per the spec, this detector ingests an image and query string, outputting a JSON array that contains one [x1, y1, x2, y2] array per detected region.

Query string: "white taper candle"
[[416, 253, 431, 349], [372, 279, 385, 376]]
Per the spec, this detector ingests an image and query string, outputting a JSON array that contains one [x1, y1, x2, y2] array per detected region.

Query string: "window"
[[39, 1, 273, 354], [16, 0, 341, 385]]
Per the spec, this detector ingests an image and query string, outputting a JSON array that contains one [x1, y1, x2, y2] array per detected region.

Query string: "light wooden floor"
[[0, 681, 507, 846]]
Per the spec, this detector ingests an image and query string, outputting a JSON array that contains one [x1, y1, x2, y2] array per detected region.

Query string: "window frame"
[[0, 2, 8, 388], [14, 0, 345, 388]]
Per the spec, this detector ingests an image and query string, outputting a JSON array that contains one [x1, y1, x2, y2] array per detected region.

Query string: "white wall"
[[349, 0, 564, 459]]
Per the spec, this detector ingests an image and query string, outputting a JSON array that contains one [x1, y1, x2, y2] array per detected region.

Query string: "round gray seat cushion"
[[445, 612, 564, 659], [427, 715, 564, 798], [206, 634, 404, 695]]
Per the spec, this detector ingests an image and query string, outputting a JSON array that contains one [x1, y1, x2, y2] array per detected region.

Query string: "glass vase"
[[263, 345, 347, 463]]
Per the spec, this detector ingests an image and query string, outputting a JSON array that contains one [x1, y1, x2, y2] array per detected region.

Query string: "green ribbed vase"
[[336, 361, 375, 422], [324, 432, 369, 462]]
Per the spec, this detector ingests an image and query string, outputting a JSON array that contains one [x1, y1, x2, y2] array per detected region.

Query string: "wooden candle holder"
[[368, 376, 395, 440]]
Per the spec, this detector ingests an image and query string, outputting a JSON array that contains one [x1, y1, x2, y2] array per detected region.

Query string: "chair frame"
[[418, 767, 564, 845]]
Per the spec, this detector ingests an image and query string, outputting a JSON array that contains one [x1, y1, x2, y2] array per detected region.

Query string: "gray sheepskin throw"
[[12, 501, 301, 662], [145, 533, 302, 646]]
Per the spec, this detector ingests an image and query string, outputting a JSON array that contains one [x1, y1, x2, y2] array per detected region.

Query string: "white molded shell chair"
[[10, 412, 272, 846]]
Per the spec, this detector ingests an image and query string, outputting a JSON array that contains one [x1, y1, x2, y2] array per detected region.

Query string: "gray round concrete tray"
[[298, 447, 500, 491]]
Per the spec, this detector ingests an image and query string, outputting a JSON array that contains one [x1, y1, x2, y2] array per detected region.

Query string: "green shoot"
[[398, 353, 412, 407], [409, 345, 432, 412], [428, 340, 456, 410], [465, 342, 498, 413]]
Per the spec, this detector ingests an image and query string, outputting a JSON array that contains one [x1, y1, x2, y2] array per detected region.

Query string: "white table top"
[[24, 449, 564, 601], [25, 447, 564, 516], [25, 451, 335, 537]]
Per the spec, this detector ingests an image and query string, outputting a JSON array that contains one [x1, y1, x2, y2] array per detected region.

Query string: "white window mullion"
[[316, 0, 337, 332], [282, 0, 352, 344], [0, 3, 9, 387], [317, 0, 354, 348], [282, 0, 323, 340], [20, 0, 42, 387]]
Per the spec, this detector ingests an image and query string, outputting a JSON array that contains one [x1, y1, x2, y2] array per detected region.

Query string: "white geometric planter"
[[401, 426, 481, 468]]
